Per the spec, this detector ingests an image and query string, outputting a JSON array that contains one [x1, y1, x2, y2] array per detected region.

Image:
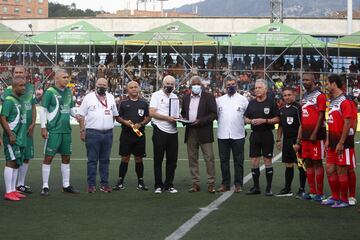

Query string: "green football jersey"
[[41, 86, 74, 133], [1, 94, 27, 147], [2, 83, 35, 127]]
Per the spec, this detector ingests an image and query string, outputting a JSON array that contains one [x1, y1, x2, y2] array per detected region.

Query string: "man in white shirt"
[[149, 75, 179, 194], [216, 75, 249, 193], [78, 78, 119, 193]]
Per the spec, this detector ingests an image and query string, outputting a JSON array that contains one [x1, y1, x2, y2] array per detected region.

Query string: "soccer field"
[[0, 125, 360, 240]]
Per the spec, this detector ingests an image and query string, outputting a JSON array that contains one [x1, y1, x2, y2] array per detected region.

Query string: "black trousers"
[[152, 125, 178, 189]]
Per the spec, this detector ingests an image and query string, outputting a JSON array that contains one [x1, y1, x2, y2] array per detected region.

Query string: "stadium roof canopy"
[[221, 22, 326, 48], [0, 23, 25, 45], [30, 21, 117, 46], [119, 21, 217, 46], [328, 31, 360, 49]]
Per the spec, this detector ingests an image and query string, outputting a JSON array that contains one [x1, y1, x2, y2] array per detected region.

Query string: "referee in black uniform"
[[244, 79, 280, 196], [275, 87, 306, 198], [113, 81, 151, 191]]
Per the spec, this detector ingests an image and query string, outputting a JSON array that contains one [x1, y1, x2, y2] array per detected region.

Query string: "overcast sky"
[[50, 0, 203, 12]]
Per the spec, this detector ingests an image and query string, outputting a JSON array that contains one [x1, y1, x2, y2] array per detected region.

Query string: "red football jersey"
[[301, 89, 327, 140], [328, 95, 354, 150]]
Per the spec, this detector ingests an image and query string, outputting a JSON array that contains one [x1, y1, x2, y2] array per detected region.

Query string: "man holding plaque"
[[181, 76, 217, 193], [113, 81, 150, 191], [78, 78, 119, 193], [149, 75, 179, 194]]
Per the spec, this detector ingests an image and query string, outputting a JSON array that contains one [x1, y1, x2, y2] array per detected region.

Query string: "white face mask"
[[191, 85, 202, 95]]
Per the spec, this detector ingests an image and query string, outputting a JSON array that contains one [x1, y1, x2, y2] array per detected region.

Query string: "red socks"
[[348, 170, 356, 198], [307, 167, 316, 194], [338, 174, 349, 203], [315, 166, 324, 195], [327, 173, 340, 200]]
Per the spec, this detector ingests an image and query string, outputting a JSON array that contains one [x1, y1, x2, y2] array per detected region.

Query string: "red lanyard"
[[95, 93, 108, 108]]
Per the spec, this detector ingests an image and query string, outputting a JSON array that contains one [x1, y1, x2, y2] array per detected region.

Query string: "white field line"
[[164, 153, 282, 240]]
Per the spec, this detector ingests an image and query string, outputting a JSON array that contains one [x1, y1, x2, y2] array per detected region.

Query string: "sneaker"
[[100, 185, 112, 193], [321, 197, 337, 206], [265, 189, 274, 197], [165, 187, 178, 194], [275, 188, 293, 197], [313, 194, 325, 202], [16, 185, 32, 194], [4, 192, 20, 201], [40, 187, 49, 196], [295, 188, 305, 199], [303, 193, 316, 200], [154, 187, 162, 194], [136, 182, 149, 191], [13, 191, 26, 198], [246, 186, 261, 195], [87, 186, 96, 193], [113, 179, 125, 191], [348, 197, 357, 206], [331, 201, 349, 208], [62, 185, 80, 194]]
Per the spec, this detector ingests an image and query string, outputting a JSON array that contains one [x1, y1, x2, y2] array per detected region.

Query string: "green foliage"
[[48, 2, 107, 18]]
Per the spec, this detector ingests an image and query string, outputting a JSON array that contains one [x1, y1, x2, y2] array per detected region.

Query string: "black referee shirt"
[[118, 98, 149, 133], [244, 96, 279, 131], [279, 102, 301, 139]]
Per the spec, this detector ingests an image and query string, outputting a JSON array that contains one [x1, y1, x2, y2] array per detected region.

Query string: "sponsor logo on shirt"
[[286, 117, 294, 125], [138, 109, 144, 117], [264, 107, 270, 115]]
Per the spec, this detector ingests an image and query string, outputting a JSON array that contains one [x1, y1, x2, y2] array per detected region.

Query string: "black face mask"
[[164, 86, 174, 94], [96, 87, 107, 96]]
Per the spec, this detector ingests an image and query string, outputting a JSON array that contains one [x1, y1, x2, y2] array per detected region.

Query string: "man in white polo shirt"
[[216, 75, 249, 193], [78, 78, 119, 193], [149, 75, 179, 194]]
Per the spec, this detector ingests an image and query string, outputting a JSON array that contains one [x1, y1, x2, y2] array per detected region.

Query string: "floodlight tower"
[[270, 0, 283, 23]]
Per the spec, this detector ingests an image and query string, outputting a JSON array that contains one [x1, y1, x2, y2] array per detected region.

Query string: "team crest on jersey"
[[264, 107, 270, 115], [138, 109, 144, 117], [287, 117, 294, 125], [327, 114, 334, 124], [302, 109, 309, 118]]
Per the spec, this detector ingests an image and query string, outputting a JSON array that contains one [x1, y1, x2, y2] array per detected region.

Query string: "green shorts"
[[44, 133, 72, 157], [24, 135, 34, 160], [4, 143, 25, 165]]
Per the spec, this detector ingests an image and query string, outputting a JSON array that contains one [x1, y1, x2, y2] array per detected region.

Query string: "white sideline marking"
[[165, 153, 282, 240]]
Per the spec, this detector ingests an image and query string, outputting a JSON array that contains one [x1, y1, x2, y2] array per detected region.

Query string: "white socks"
[[12, 169, 18, 192], [42, 164, 51, 188], [4, 167, 13, 194], [61, 163, 70, 188], [17, 163, 29, 187]]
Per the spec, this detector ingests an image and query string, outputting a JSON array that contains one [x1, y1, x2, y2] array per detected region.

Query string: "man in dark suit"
[[181, 76, 217, 193]]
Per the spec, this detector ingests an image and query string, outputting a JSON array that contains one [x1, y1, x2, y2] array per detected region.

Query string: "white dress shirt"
[[188, 93, 201, 122], [149, 89, 178, 134], [216, 92, 249, 139], [78, 91, 119, 130]]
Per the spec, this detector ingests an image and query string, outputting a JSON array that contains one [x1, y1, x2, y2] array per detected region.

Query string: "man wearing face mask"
[[149, 75, 179, 194], [181, 76, 217, 193], [216, 75, 249, 193], [77, 78, 119, 193]]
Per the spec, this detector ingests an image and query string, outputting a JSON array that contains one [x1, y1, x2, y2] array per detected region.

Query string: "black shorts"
[[119, 131, 146, 157], [249, 130, 274, 158], [282, 137, 297, 164]]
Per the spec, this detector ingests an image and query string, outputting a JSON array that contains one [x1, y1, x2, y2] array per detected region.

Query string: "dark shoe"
[[40, 187, 49, 197], [100, 185, 112, 193], [295, 188, 305, 199], [275, 188, 293, 197], [246, 187, 261, 195], [87, 186, 96, 193], [62, 185, 80, 194], [265, 189, 274, 197], [17, 185, 32, 194], [207, 185, 216, 193], [217, 185, 230, 193], [136, 181, 149, 191], [234, 184, 242, 193], [113, 179, 125, 191], [188, 184, 200, 193]]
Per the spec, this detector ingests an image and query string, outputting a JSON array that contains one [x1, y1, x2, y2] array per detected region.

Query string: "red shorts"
[[327, 148, 355, 168], [301, 140, 325, 160]]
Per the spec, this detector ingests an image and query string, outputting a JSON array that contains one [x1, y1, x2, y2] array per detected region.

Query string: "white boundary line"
[[165, 153, 282, 240]]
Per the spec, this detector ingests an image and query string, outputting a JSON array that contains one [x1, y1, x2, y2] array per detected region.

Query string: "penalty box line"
[[165, 153, 282, 240]]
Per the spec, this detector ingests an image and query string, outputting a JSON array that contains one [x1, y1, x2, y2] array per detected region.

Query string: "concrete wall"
[[0, 17, 359, 36]]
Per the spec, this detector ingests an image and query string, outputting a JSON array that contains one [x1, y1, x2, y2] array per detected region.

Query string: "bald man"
[[78, 78, 119, 193], [113, 81, 151, 191], [2, 66, 36, 194], [149, 75, 179, 194], [40, 69, 79, 196]]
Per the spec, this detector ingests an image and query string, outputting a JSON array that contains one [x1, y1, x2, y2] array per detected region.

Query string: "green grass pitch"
[[0, 125, 359, 240]]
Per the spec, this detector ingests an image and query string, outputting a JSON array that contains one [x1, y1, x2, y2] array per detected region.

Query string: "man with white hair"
[[149, 75, 179, 194], [244, 79, 280, 196], [39, 69, 80, 196]]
